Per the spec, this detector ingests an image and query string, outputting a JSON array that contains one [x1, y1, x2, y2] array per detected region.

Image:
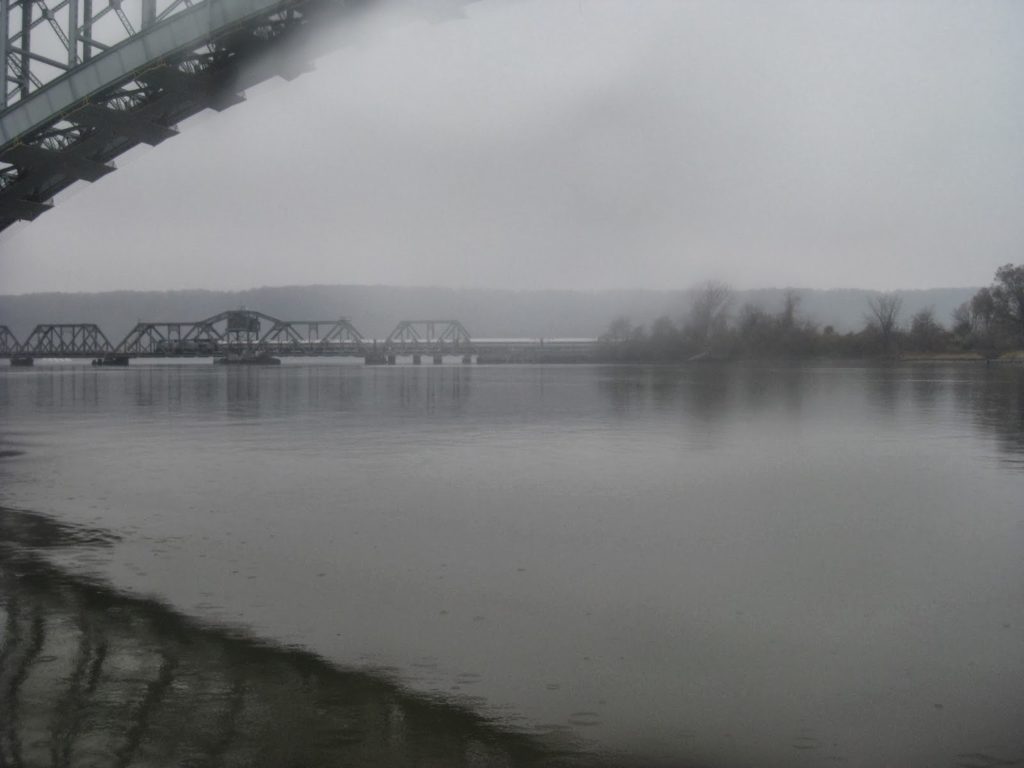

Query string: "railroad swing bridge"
[[0, 308, 601, 364], [0, 0, 469, 231]]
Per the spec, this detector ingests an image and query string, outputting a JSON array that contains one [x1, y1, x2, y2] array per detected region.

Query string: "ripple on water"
[[792, 735, 818, 751], [567, 711, 602, 727]]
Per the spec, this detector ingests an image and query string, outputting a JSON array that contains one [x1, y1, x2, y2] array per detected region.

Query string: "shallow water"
[[1, 361, 1022, 767]]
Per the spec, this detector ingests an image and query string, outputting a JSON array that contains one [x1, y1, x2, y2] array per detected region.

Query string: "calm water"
[[1, 361, 1022, 767]]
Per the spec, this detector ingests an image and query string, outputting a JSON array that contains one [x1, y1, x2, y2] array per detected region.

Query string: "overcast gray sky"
[[1, 0, 1022, 294]]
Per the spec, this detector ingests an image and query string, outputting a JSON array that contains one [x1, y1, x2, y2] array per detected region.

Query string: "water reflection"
[[592, 362, 1024, 462], [959, 365, 1024, 462], [2, 363, 1023, 766], [0, 507, 595, 768]]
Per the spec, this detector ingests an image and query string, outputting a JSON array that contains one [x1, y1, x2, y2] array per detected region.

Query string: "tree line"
[[600, 264, 1024, 361]]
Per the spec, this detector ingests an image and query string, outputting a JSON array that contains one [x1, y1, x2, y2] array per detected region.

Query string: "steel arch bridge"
[[0, 0, 463, 232]]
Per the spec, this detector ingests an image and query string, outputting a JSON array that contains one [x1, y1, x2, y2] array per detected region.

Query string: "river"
[[1, 361, 1022, 767]]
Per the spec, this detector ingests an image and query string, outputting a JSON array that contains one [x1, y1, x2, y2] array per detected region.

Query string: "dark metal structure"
[[0, 0, 469, 231], [17, 322, 113, 356], [2, 308, 601, 363], [112, 309, 366, 357], [0, 324, 18, 354], [114, 320, 219, 356], [257, 316, 364, 356], [384, 320, 472, 356]]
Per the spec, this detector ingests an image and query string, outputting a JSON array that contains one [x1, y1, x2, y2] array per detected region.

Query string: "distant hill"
[[0, 284, 978, 343]]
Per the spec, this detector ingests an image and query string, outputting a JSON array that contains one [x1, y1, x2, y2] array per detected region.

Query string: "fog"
[[1, 0, 1022, 295]]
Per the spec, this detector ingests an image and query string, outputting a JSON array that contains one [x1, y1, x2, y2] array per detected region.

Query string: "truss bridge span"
[[1, 308, 602, 365], [1, 0, 468, 231]]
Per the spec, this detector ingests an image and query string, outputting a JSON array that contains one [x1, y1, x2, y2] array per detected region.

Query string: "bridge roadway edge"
[[0, 0, 351, 146], [0, 0, 391, 229]]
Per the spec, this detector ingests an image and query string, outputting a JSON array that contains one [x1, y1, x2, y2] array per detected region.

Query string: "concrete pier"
[[214, 354, 281, 365], [92, 355, 130, 367], [10, 355, 33, 367], [433, 354, 443, 365], [413, 354, 422, 365]]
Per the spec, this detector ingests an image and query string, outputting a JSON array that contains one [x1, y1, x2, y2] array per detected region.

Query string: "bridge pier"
[[412, 354, 422, 365], [364, 354, 387, 365], [433, 354, 443, 365], [92, 355, 130, 367], [387, 354, 397, 365], [10, 355, 33, 367], [462, 354, 473, 364]]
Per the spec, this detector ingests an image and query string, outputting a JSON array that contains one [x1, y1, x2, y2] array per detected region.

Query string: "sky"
[[1, 0, 1022, 295]]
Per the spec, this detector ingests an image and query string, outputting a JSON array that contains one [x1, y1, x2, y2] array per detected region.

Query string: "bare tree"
[[867, 293, 903, 353], [970, 287, 997, 334], [780, 289, 802, 330], [951, 302, 975, 338], [992, 263, 1024, 343], [909, 306, 944, 352], [602, 315, 636, 343], [687, 281, 732, 348]]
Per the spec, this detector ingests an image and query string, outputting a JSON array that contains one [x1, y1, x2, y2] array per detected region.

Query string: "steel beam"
[[0, 325, 19, 355], [1, 0, 301, 147], [0, 0, 8, 108], [1, 143, 113, 182], [0, 195, 49, 218], [0, 0, 473, 230], [19, 323, 113, 357], [82, 0, 90, 61], [19, 0, 29, 100], [68, 103, 177, 145], [385, 320, 473, 354], [67, 0, 77, 67]]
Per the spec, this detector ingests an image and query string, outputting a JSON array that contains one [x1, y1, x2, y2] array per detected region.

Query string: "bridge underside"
[[1, 0, 466, 231]]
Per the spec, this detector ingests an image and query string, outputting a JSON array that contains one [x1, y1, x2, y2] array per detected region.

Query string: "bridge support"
[[92, 355, 130, 367], [462, 354, 473, 364], [433, 354, 443, 365], [215, 353, 281, 365], [10, 355, 33, 367], [387, 355, 397, 365], [412, 354, 422, 365]]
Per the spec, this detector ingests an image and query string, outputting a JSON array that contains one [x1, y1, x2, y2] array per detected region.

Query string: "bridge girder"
[[19, 322, 113, 356], [0, 324, 20, 354], [0, 0, 468, 232], [257, 318, 364, 354], [2, 309, 603, 362], [385, 320, 472, 354], [114, 321, 215, 355], [112, 310, 368, 357]]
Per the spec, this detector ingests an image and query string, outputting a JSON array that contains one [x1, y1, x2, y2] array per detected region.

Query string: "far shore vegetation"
[[600, 264, 1024, 363]]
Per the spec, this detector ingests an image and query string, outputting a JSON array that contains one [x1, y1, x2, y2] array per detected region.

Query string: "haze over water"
[[1, 361, 1023, 767]]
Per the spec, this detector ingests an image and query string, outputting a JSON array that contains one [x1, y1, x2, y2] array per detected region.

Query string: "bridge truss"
[[2, 309, 600, 363], [0, 0, 357, 230], [257, 316, 364, 355], [112, 309, 366, 356], [114, 320, 220, 355], [19, 322, 113, 355], [1, 0, 473, 231], [385, 320, 471, 355], [0, 324, 19, 354]]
